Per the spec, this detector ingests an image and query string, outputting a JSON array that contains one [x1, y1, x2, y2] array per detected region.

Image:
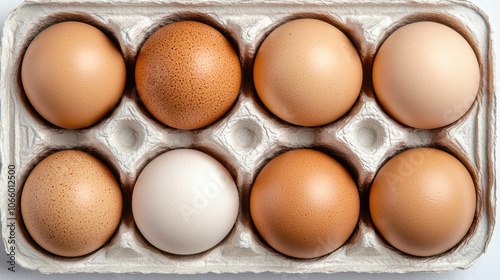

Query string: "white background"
[[1, 0, 498, 279]]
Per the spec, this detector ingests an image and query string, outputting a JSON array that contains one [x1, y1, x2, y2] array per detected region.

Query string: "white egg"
[[132, 149, 239, 255]]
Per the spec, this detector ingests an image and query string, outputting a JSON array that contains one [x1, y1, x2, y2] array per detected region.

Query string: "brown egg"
[[21, 21, 126, 129], [369, 148, 476, 257], [373, 21, 480, 129], [21, 150, 123, 257], [135, 21, 241, 130], [250, 149, 360, 259], [253, 18, 362, 127]]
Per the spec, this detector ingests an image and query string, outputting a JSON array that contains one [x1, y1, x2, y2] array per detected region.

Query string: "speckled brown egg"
[[250, 149, 360, 259], [253, 18, 362, 127], [20, 150, 123, 257], [135, 21, 241, 130], [21, 21, 126, 129], [369, 147, 476, 257]]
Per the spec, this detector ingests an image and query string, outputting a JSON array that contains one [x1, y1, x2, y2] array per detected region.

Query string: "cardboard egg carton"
[[0, 0, 496, 274]]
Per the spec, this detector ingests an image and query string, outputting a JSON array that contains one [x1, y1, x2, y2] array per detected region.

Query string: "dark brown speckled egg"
[[250, 149, 360, 259], [135, 21, 241, 130]]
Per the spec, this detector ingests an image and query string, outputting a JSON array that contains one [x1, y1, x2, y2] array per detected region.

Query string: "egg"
[[250, 149, 359, 259], [21, 21, 126, 129], [369, 147, 476, 257], [132, 149, 239, 255], [135, 21, 241, 130], [253, 18, 363, 127], [372, 21, 480, 129], [20, 150, 123, 257]]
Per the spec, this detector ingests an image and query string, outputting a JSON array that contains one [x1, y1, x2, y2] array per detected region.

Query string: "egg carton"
[[0, 0, 496, 274]]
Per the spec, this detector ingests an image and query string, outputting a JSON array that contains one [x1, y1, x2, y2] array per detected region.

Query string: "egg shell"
[[253, 18, 363, 127], [20, 150, 123, 257], [369, 147, 476, 257], [135, 20, 242, 130], [372, 21, 480, 129], [132, 149, 239, 255], [21, 21, 126, 129], [250, 149, 360, 259]]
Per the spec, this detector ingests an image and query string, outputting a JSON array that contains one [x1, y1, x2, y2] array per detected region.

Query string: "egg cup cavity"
[[134, 14, 243, 130], [247, 146, 361, 260], [111, 119, 146, 153], [130, 148, 240, 258], [17, 148, 124, 260], [371, 13, 485, 131], [17, 13, 127, 128], [227, 119, 263, 151], [251, 13, 364, 128], [368, 145, 482, 258], [354, 120, 386, 152]]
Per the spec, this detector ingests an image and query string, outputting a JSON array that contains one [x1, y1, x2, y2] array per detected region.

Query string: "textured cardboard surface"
[[0, 0, 496, 274]]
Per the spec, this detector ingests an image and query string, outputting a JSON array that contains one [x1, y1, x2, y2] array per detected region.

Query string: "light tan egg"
[[250, 149, 360, 259], [369, 147, 476, 257], [21, 150, 123, 257], [21, 21, 126, 129], [135, 20, 241, 130], [253, 18, 362, 127], [373, 21, 480, 129]]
